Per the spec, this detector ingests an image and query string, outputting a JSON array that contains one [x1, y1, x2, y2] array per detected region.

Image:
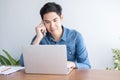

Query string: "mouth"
[[50, 28, 56, 32]]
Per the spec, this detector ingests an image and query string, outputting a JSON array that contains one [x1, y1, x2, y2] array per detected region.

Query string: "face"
[[43, 12, 63, 35]]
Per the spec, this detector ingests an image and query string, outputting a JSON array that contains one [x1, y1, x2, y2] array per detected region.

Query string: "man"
[[20, 2, 91, 69]]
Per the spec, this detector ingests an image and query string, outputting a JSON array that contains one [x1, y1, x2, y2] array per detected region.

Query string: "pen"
[[1, 67, 11, 72]]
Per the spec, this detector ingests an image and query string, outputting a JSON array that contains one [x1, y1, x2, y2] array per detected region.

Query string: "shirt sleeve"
[[75, 32, 91, 69], [31, 35, 37, 45], [20, 54, 24, 66]]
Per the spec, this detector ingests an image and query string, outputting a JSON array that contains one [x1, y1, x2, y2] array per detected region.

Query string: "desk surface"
[[0, 69, 120, 80]]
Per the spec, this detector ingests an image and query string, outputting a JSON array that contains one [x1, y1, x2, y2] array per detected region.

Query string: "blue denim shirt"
[[20, 26, 91, 69]]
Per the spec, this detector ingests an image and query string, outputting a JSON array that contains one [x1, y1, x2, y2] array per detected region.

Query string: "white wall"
[[0, 0, 120, 69]]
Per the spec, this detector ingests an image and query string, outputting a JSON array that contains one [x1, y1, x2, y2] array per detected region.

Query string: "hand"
[[67, 61, 75, 69], [35, 22, 46, 38], [33, 22, 46, 45]]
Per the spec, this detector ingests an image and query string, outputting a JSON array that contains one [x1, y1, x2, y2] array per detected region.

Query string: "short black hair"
[[40, 2, 62, 19]]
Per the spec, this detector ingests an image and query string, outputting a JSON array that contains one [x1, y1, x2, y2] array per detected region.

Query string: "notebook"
[[22, 45, 73, 75]]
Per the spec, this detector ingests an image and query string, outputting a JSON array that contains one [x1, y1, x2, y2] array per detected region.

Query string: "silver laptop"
[[22, 45, 73, 75]]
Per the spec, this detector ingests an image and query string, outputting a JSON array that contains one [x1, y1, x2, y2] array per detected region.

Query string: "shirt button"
[[69, 52, 72, 54]]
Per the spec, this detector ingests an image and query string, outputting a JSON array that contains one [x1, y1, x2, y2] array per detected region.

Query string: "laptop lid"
[[22, 45, 72, 74]]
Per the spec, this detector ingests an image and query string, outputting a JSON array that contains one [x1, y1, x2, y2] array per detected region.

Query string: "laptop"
[[22, 45, 73, 75]]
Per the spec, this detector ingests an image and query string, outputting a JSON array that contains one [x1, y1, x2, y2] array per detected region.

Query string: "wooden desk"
[[0, 69, 120, 80]]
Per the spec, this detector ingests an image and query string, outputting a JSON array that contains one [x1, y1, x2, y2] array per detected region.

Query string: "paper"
[[0, 66, 24, 75]]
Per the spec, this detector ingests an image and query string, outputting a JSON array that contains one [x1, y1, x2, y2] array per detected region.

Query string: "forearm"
[[75, 61, 91, 69], [32, 36, 42, 45]]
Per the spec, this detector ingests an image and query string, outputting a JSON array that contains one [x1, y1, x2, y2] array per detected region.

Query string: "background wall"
[[0, 0, 120, 69]]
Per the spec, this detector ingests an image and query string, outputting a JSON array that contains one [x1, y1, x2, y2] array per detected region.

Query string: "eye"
[[53, 19, 58, 22]]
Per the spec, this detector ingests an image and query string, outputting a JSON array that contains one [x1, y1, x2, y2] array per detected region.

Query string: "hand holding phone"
[[35, 22, 46, 38], [33, 22, 47, 45]]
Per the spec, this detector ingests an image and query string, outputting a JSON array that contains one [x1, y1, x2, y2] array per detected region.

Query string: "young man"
[[20, 2, 91, 69]]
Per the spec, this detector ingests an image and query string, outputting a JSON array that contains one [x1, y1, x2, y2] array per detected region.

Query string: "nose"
[[50, 21, 54, 28]]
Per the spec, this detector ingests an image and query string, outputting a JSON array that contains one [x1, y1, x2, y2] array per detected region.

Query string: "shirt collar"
[[61, 26, 67, 41]]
